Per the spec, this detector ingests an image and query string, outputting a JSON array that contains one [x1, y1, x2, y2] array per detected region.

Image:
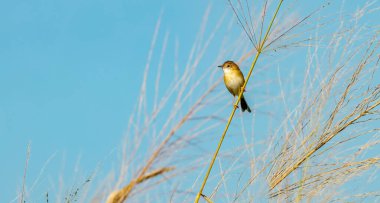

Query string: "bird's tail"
[[240, 95, 251, 113]]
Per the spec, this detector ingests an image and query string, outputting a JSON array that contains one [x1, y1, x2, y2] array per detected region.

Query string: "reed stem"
[[194, 1, 284, 202]]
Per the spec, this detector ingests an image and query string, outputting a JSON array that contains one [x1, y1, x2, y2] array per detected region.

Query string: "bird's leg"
[[233, 96, 239, 109], [241, 86, 246, 93]]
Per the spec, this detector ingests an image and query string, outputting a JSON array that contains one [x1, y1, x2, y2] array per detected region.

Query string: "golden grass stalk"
[[194, 1, 284, 202]]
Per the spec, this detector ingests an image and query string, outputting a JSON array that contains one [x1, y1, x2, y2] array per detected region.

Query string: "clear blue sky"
[[0, 0, 379, 202]]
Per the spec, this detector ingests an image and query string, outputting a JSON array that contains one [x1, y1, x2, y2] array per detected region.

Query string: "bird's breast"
[[223, 69, 244, 95]]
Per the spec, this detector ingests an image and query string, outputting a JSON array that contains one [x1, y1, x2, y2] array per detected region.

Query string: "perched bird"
[[218, 61, 251, 113]]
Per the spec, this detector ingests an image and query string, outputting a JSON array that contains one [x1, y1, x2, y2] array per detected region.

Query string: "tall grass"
[[15, 1, 380, 202]]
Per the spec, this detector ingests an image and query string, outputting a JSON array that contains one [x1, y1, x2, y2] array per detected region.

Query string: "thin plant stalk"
[[194, 1, 284, 202]]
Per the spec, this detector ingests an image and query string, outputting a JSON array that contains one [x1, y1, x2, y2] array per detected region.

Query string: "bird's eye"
[[227, 65, 230, 67]]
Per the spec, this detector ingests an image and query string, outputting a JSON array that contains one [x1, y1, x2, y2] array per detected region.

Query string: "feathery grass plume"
[[106, 167, 174, 203], [265, 3, 380, 202], [268, 40, 380, 200]]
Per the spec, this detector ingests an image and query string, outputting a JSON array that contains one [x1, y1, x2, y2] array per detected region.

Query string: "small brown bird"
[[218, 61, 251, 113]]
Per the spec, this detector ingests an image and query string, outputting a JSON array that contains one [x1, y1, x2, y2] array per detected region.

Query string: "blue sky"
[[0, 1, 214, 201], [1, 0, 379, 202]]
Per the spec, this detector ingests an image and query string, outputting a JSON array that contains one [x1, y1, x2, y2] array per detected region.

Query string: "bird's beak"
[[218, 65, 223, 68]]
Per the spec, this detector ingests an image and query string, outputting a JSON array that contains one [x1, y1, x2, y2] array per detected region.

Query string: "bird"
[[218, 60, 251, 113]]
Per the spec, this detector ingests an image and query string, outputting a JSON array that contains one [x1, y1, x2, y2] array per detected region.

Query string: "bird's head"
[[218, 61, 239, 70]]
